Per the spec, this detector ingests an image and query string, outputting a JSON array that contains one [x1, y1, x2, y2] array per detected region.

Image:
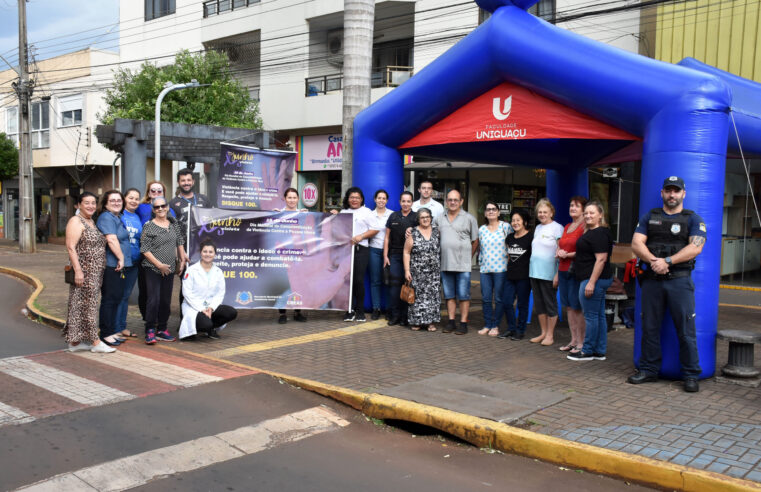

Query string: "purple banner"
[[217, 142, 296, 210], [189, 207, 353, 311]]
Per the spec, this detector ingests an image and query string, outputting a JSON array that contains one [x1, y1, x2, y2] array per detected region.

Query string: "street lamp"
[[154, 80, 202, 182]]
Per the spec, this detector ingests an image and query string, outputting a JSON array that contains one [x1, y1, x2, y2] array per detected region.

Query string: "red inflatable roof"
[[400, 82, 639, 149]]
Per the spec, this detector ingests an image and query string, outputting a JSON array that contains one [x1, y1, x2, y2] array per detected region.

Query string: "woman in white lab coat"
[[179, 239, 238, 340]]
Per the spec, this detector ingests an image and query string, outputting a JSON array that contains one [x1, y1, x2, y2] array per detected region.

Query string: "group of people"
[[63, 169, 237, 353]]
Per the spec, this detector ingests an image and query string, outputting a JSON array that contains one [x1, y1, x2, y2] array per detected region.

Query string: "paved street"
[[1, 241, 760, 486]]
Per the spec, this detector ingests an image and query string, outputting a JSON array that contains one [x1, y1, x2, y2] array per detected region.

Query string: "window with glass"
[[5, 106, 18, 146], [31, 101, 49, 149], [145, 0, 175, 21], [58, 94, 83, 127], [529, 0, 556, 22]]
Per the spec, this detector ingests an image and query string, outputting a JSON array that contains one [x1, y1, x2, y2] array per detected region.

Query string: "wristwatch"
[[665, 257, 673, 266]]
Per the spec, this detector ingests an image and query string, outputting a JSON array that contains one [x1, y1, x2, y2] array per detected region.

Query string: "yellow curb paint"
[[720, 284, 761, 292], [205, 320, 388, 358], [0, 266, 66, 328], [160, 342, 760, 491], [719, 303, 761, 311]]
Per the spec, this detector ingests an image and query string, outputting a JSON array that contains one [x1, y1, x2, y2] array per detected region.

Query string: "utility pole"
[[15, 0, 35, 253], [341, 0, 375, 197]]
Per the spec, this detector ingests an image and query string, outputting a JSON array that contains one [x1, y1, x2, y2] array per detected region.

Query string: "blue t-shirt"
[[634, 209, 706, 238], [97, 211, 132, 268], [137, 202, 176, 226], [121, 210, 143, 263]]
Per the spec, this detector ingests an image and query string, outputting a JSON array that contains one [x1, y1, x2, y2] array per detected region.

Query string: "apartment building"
[[0, 48, 120, 239]]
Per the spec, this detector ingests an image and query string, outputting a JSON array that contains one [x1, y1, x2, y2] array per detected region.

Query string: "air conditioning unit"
[[327, 29, 343, 67]]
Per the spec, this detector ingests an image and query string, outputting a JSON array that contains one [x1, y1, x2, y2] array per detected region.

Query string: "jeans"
[[115, 265, 139, 333], [388, 253, 408, 322], [441, 271, 471, 300], [503, 278, 531, 334], [144, 268, 174, 333], [579, 277, 613, 355], [369, 247, 385, 310], [638, 275, 701, 377], [352, 245, 370, 314], [99, 267, 126, 339], [480, 271, 506, 328], [137, 260, 147, 320]]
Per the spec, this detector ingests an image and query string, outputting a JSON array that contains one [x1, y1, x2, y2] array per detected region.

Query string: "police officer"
[[627, 176, 706, 392]]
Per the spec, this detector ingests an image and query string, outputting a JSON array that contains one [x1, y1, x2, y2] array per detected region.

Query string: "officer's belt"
[[648, 269, 691, 280]]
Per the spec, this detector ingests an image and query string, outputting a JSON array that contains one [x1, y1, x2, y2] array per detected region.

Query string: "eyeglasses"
[[485, 207, 498, 212], [153, 204, 168, 210], [108, 199, 123, 204], [149, 188, 163, 193], [446, 199, 460, 203]]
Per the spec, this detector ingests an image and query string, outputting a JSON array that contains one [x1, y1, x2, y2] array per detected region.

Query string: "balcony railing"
[[203, 0, 260, 17], [305, 66, 414, 96]]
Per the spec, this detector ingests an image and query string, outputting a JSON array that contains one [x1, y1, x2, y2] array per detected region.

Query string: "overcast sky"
[[0, 0, 119, 69]]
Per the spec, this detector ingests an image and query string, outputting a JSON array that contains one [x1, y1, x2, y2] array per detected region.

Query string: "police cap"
[[662, 176, 685, 190]]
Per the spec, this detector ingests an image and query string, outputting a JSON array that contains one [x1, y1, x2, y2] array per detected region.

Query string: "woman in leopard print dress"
[[64, 192, 114, 353]]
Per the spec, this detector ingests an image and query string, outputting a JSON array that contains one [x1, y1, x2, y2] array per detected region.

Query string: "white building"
[[0, 48, 120, 239]]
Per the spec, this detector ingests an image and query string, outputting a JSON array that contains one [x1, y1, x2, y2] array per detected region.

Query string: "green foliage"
[[99, 50, 262, 129], [0, 132, 19, 181]]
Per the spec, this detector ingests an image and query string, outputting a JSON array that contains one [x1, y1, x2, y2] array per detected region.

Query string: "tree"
[[0, 132, 19, 181], [99, 50, 262, 129]]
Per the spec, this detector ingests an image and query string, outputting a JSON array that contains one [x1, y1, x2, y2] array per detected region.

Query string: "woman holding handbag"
[[403, 208, 441, 332]]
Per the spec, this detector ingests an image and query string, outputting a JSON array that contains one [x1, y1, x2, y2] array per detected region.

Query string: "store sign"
[[302, 182, 319, 207], [400, 82, 638, 148], [296, 135, 343, 171], [497, 202, 512, 216]]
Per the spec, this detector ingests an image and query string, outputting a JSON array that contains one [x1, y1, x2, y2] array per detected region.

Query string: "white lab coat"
[[179, 262, 227, 339]]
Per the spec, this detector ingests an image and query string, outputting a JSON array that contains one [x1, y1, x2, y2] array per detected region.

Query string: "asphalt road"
[[0, 273, 652, 491]]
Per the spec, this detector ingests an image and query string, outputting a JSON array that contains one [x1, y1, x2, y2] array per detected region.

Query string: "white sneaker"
[[67, 343, 92, 352], [90, 343, 116, 353]]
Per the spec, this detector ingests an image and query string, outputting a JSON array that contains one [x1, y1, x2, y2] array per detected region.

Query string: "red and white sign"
[[400, 82, 637, 149], [301, 182, 319, 208]]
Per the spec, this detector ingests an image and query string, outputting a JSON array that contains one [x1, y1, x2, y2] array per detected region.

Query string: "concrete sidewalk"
[[2, 239, 761, 488]]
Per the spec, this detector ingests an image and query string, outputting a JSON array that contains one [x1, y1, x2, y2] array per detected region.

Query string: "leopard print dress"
[[63, 216, 106, 344]]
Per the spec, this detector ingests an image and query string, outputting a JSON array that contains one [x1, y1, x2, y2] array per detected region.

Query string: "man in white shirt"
[[412, 180, 444, 220]]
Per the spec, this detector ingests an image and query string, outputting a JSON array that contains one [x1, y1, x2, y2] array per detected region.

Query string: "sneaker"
[[511, 332, 525, 341], [293, 312, 307, 322], [567, 351, 594, 361], [278, 314, 287, 324], [343, 311, 355, 322], [354, 312, 367, 322], [443, 319, 456, 333], [371, 309, 381, 320], [90, 342, 116, 353], [387, 318, 400, 326], [684, 378, 699, 393], [155, 330, 176, 342], [455, 322, 468, 335], [593, 353, 607, 361], [207, 329, 220, 340], [145, 330, 157, 345], [67, 342, 92, 352]]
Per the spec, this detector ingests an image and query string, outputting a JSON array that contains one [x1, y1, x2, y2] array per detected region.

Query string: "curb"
[[720, 285, 761, 292], [164, 346, 761, 492], [4, 267, 761, 491], [0, 266, 66, 329]]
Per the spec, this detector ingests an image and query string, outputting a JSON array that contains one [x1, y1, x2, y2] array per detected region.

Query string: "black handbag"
[[64, 265, 75, 285]]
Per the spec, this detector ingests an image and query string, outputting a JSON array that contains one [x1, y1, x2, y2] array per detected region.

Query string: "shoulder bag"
[[400, 280, 415, 304]]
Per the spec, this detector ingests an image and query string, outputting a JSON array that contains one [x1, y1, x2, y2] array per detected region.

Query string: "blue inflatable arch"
[[353, 0, 761, 379]]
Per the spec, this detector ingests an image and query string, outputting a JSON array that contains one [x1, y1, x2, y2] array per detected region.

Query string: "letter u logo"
[[492, 96, 512, 120]]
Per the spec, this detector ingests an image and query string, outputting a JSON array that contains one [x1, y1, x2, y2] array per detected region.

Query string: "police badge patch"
[[699, 222, 706, 232], [671, 223, 681, 234]]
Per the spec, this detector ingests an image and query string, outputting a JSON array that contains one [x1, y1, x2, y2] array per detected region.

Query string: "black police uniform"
[[169, 192, 213, 311], [635, 208, 705, 378], [385, 210, 418, 324]]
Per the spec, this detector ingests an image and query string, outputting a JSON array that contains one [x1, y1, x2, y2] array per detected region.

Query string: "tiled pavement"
[[0, 343, 256, 427], [2, 240, 761, 482]]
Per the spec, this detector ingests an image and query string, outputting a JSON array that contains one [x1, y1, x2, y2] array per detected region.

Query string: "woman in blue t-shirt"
[[96, 190, 132, 347], [115, 188, 143, 339]]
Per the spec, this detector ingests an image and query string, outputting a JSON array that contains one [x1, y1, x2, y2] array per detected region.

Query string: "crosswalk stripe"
[[0, 401, 34, 426], [0, 357, 133, 406], [73, 350, 223, 387], [16, 406, 350, 492]]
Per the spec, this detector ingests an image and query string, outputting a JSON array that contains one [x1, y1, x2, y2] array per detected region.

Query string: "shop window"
[[31, 101, 49, 149], [59, 94, 83, 127], [5, 106, 18, 146], [145, 0, 175, 21]]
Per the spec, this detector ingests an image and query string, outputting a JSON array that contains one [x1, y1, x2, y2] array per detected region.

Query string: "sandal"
[[411, 326, 421, 331], [569, 346, 582, 355], [427, 325, 437, 332], [488, 328, 500, 337], [120, 330, 139, 338], [559, 344, 574, 352], [478, 327, 490, 335]]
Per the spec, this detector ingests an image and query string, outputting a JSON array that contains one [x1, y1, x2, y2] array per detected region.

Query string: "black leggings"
[[144, 268, 174, 333], [196, 305, 238, 334], [352, 245, 370, 314]]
